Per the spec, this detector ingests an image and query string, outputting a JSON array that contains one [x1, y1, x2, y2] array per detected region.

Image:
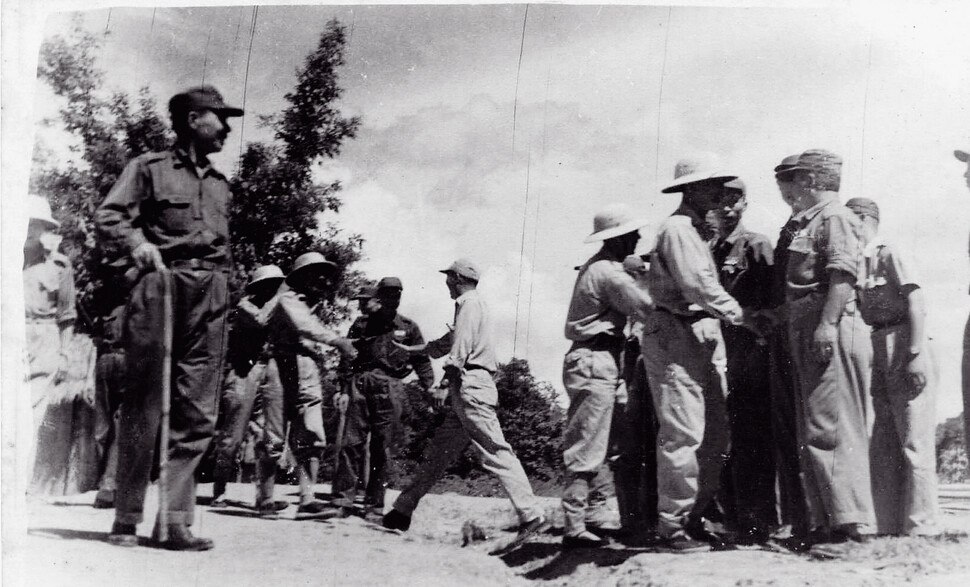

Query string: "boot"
[[107, 521, 137, 547], [151, 523, 214, 551]]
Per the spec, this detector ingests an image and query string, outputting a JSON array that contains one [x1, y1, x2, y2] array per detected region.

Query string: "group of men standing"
[[560, 149, 943, 554]]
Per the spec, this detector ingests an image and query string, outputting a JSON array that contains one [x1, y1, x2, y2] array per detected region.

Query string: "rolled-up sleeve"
[[600, 266, 654, 322], [823, 213, 862, 280], [277, 293, 340, 346], [96, 157, 150, 254], [661, 222, 742, 322]]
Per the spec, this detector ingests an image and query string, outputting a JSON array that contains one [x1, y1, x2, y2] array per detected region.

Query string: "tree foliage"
[[32, 18, 364, 332]]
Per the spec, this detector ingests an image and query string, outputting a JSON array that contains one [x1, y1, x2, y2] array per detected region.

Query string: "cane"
[[157, 268, 174, 542]]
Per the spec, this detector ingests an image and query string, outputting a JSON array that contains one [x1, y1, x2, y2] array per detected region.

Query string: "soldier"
[[210, 265, 286, 517], [710, 179, 777, 544], [331, 277, 434, 518], [642, 156, 747, 552], [560, 205, 653, 548], [265, 252, 357, 515], [778, 149, 874, 547], [23, 195, 77, 495], [97, 86, 243, 550], [958, 148, 970, 467], [383, 259, 547, 544], [847, 197, 939, 536]]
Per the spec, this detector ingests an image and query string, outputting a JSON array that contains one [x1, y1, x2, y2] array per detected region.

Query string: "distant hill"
[[937, 414, 968, 484]]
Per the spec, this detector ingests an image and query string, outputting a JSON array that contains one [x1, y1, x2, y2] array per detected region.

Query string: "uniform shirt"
[[711, 223, 774, 311], [647, 206, 743, 324], [348, 311, 435, 389], [23, 251, 76, 325], [564, 249, 653, 342], [769, 217, 799, 309], [785, 195, 863, 305], [226, 295, 275, 374], [96, 148, 230, 264], [265, 285, 340, 355], [856, 235, 919, 327], [426, 289, 498, 372]]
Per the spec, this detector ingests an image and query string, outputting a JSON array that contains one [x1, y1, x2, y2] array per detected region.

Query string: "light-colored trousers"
[[640, 312, 729, 539], [870, 324, 938, 536], [561, 342, 622, 536], [788, 306, 874, 531], [393, 369, 543, 524]]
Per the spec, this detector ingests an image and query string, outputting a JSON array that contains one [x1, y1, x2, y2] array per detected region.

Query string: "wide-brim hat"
[[955, 150, 969, 163], [286, 252, 337, 284], [440, 258, 480, 283], [27, 194, 60, 229], [661, 156, 737, 193], [584, 203, 649, 243], [245, 264, 285, 292]]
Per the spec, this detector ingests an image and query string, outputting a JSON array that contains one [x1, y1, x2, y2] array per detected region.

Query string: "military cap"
[[783, 149, 842, 176], [169, 85, 244, 118], [845, 197, 880, 222], [354, 285, 379, 299], [440, 258, 480, 283], [378, 276, 403, 290], [774, 154, 801, 175]]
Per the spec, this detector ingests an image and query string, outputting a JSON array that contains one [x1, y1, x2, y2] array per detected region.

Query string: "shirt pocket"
[[786, 234, 819, 284], [154, 191, 195, 235]]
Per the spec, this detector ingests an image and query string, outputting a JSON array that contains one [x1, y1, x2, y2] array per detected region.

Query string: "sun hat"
[[584, 203, 649, 243], [661, 155, 737, 194]]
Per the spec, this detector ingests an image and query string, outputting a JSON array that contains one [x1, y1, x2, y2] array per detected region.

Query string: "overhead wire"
[[653, 7, 672, 192], [511, 4, 530, 358]]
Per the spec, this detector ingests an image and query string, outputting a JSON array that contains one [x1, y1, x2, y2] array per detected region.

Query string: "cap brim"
[[955, 150, 970, 163], [584, 218, 649, 243], [661, 172, 738, 193], [215, 106, 244, 117]]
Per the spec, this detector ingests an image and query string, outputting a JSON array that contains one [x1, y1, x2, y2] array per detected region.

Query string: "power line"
[[511, 4, 530, 358], [654, 7, 672, 192], [239, 5, 259, 158]]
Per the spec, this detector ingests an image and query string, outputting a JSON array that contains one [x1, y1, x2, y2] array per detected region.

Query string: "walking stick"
[[157, 268, 174, 542]]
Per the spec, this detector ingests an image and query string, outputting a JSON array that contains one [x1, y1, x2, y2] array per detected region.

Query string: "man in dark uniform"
[[96, 86, 243, 550], [332, 277, 434, 518], [710, 178, 777, 544]]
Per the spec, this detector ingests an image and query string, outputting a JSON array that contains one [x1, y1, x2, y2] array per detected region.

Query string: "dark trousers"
[[768, 325, 809, 534], [115, 267, 228, 526], [612, 356, 659, 533], [332, 371, 404, 508], [95, 350, 125, 494], [720, 326, 777, 536]]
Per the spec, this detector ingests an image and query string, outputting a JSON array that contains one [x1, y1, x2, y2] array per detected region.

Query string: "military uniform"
[[96, 147, 232, 528], [785, 196, 874, 533], [332, 310, 434, 511], [93, 304, 126, 506], [856, 236, 938, 535], [711, 223, 778, 539]]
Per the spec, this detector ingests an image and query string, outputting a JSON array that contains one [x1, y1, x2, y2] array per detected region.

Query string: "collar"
[[720, 222, 747, 246], [792, 193, 839, 226], [672, 204, 708, 231], [455, 289, 478, 305], [172, 146, 221, 179]]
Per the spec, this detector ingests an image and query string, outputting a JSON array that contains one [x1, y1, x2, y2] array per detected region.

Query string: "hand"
[[812, 321, 838, 363], [333, 392, 350, 413], [53, 351, 70, 385], [622, 254, 647, 276], [904, 351, 928, 400], [391, 340, 427, 354], [691, 317, 720, 345], [429, 385, 449, 409], [333, 337, 358, 359], [132, 242, 164, 272]]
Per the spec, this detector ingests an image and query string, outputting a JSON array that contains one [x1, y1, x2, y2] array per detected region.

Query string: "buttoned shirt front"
[[96, 148, 231, 264], [23, 251, 76, 324], [348, 311, 435, 388], [711, 222, 774, 311], [427, 289, 498, 372], [785, 195, 862, 305], [856, 235, 918, 327], [564, 249, 653, 342], [647, 206, 743, 324]]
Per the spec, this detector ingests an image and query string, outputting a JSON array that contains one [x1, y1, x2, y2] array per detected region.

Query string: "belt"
[[574, 333, 625, 351], [656, 307, 711, 324], [25, 316, 57, 324], [869, 317, 906, 331], [465, 363, 494, 373], [166, 258, 228, 271]]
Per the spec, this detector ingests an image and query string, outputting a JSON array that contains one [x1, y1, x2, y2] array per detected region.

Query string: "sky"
[[5, 0, 970, 419]]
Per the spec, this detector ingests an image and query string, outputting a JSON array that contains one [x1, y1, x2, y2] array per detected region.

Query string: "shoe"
[[382, 509, 412, 532], [273, 500, 290, 512], [93, 490, 115, 509], [562, 530, 608, 549], [151, 524, 214, 551], [516, 514, 550, 538], [658, 535, 711, 553], [107, 522, 137, 547], [256, 504, 280, 520], [617, 530, 662, 548], [297, 500, 329, 515], [834, 523, 873, 544], [210, 494, 229, 509]]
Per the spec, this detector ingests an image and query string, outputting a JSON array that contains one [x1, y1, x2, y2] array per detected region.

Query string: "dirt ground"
[[9, 483, 970, 587]]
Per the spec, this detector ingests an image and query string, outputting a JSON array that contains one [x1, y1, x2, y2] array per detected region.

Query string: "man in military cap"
[[642, 156, 748, 552], [96, 85, 243, 550], [384, 259, 547, 544], [709, 179, 777, 544], [777, 149, 874, 547], [266, 252, 358, 515], [957, 148, 970, 464], [560, 204, 654, 548], [331, 277, 434, 518], [210, 265, 286, 517]]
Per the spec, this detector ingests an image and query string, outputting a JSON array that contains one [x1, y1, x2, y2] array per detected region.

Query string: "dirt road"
[[10, 483, 970, 587]]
